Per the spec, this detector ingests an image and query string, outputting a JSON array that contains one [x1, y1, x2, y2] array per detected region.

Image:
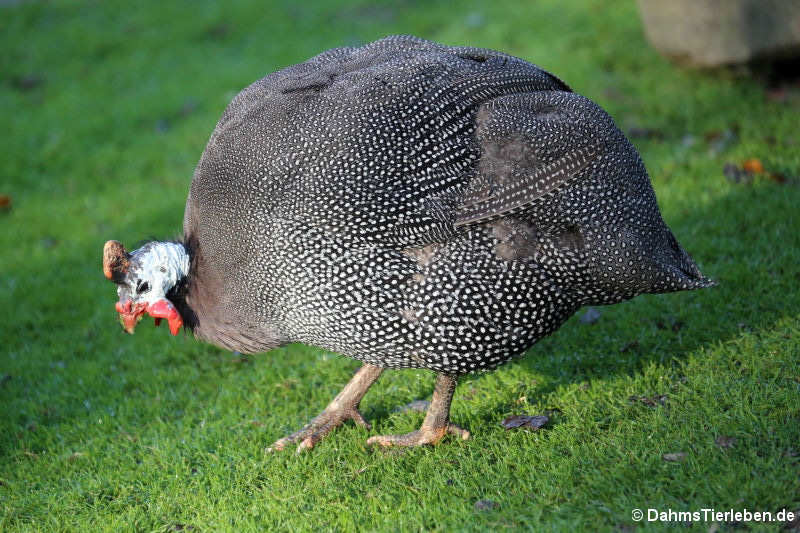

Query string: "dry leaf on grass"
[[579, 307, 601, 324], [620, 341, 639, 353], [501, 414, 549, 431], [767, 171, 788, 184], [11, 75, 44, 91], [629, 394, 668, 407], [474, 499, 499, 511], [724, 162, 751, 184], [168, 524, 197, 532], [714, 435, 736, 449], [724, 158, 792, 186], [705, 128, 738, 155], [742, 158, 764, 174]]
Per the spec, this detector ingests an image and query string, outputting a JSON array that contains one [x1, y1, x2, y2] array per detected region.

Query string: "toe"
[[268, 407, 373, 453], [349, 409, 371, 429], [366, 423, 469, 448], [365, 434, 393, 447], [266, 438, 289, 453], [296, 435, 316, 453]]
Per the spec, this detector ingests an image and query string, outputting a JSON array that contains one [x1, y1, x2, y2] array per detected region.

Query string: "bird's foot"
[[267, 364, 383, 453], [267, 405, 372, 453], [366, 422, 469, 448]]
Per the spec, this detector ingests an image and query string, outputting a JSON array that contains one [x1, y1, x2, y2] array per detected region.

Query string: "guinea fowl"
[[103, 35, 713, 451]]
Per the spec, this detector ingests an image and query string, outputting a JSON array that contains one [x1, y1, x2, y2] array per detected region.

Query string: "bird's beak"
[[115, 300, 148, 334], [115, 298, 183, 336]]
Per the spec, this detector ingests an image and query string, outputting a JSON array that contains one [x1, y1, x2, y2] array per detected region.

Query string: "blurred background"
[[1, 1, 798, 530]]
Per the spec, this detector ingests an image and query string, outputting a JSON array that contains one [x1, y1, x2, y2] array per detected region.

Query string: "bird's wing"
[[455, 92, 604, 227], [251, 57, 572, 249]]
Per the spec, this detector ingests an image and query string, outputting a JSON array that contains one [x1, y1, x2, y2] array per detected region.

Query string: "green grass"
[[1, 0, 799, 531]]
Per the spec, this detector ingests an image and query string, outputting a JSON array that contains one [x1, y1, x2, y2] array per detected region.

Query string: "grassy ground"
[[1, 0, 799, 531]]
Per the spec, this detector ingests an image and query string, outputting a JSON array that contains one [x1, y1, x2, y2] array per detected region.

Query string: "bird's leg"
[[268, 363, 383, 453], [367, 373, 469, 447]]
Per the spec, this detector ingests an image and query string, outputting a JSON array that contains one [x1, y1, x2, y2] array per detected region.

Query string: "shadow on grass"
[[496, 178, 800, 401]]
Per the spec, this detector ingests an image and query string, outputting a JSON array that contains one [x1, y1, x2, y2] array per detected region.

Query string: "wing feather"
[[454, 93, 606, 227]]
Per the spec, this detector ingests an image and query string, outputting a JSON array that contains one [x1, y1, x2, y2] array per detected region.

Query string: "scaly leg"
[[366, 373, 470, 447], [268, 364, 383, 453]]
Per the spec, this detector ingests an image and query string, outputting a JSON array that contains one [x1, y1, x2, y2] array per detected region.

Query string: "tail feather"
[[649, 229, 716, 293]]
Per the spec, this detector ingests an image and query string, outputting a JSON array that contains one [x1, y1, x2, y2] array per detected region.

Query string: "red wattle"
[[146, 299, 183, 336]]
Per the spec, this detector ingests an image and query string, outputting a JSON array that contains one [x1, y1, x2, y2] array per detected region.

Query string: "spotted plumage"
[[105, 35, 713, 449]]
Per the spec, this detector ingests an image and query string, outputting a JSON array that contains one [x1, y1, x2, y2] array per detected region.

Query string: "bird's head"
[[102, 240, 190, 335]]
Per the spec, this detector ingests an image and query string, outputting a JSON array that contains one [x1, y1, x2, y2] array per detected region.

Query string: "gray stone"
[[637, 0, 800, 66]]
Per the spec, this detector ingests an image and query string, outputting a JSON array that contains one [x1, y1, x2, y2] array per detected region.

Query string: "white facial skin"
[[117, 242, 190, 305]]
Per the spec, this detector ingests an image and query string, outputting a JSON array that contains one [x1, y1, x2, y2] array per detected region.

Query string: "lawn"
[[1, 0, 799, 531]]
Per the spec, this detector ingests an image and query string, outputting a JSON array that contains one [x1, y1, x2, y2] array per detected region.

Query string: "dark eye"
[[136, 280, 150, 294]]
